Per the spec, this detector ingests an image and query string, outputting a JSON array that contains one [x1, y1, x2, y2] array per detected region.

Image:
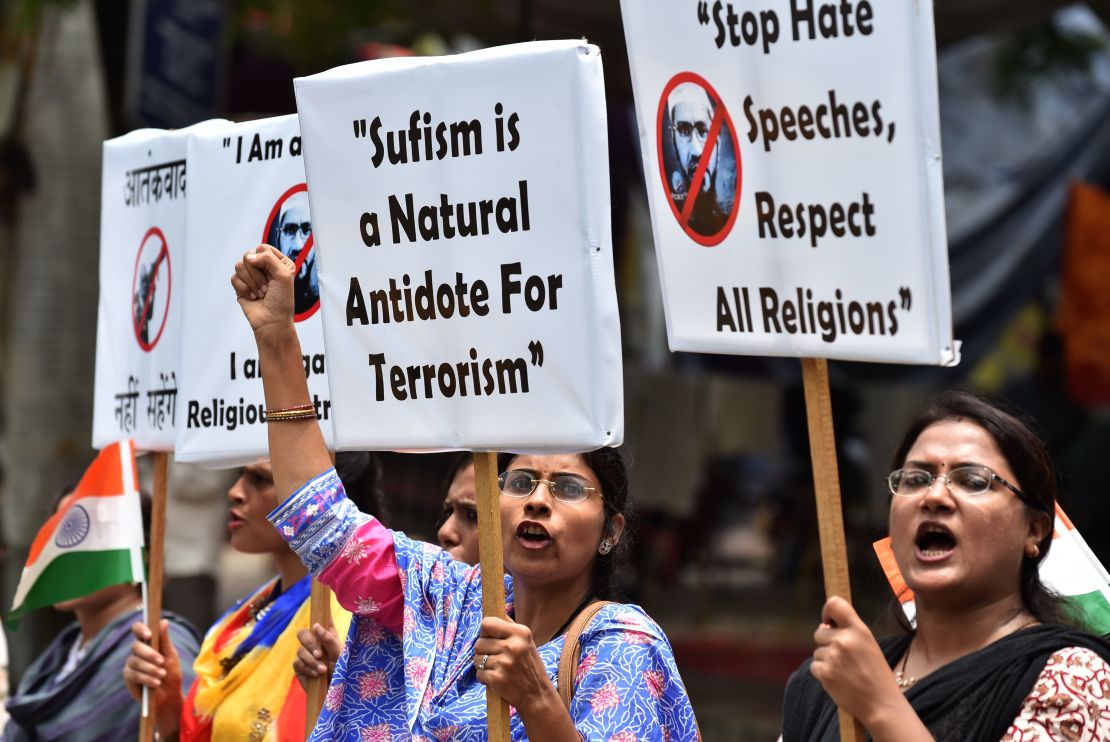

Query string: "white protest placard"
[[175, 115, 335, 467], [294, 40, 623, 453], [621, 0, 956, 365], [93, 121, 228, 451]]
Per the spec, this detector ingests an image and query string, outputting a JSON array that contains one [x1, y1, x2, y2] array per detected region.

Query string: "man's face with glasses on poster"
[[273, 191, 319, 315], [669, 83, 718, 195], [278, 202, 311, 268]]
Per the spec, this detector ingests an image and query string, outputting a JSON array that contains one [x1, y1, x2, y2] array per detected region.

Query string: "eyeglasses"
[[672, 121, 709, 142], [887, 465, 1025, 500], [498, 469, 597, 504], [281, 221, 311, 237]]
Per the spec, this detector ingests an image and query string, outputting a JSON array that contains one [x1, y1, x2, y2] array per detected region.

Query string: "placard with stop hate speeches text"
[[620, 0, 956, 365], [92, 120, 229, 452], [175, 114, 336, 467], [294, 40, 623, 452]]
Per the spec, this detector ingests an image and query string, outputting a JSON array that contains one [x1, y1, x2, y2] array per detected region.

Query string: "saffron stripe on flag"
[[873, 537, 913, 604], [9, 441, 144, 629], [26, 440, 141, 567]]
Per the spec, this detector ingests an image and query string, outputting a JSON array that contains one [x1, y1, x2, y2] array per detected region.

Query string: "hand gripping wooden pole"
[[139, 452, 169, 742], [473, 451, 512, 742], [305, 580, 334, 738], [800, 358, 865, 742]]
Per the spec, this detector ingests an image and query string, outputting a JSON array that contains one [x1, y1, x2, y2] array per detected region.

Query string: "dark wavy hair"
[[889, 390, 1072, 630], [336, 451, 388, 523], [498, 447, 635, 601]]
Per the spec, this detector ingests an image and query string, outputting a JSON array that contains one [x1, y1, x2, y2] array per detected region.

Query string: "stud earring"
[[598, 539, 613, 555]]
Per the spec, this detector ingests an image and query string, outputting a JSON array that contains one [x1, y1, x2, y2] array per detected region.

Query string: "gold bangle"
[[264, 410, 317, 422], [265, 403, 315, 414]]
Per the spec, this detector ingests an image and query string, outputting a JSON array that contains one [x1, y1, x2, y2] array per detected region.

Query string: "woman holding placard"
[[231, 244, 699, 740], [782, 391, 1110, 741], [122, 454, 383, 740]]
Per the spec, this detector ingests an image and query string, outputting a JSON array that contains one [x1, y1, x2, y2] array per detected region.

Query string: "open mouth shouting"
[[915, 522, 957, 562], [516, 520, 553, 551]]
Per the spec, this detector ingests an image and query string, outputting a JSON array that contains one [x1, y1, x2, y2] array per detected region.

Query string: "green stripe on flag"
[[8, 549, 137, 629], [1067, 590, 1110, 635]]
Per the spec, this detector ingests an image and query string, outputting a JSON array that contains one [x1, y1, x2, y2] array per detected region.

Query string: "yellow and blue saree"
[[180, 575, 349, 741]]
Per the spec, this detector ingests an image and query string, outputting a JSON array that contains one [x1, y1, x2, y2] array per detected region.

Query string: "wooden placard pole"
[[305, 580, 334, 737], [139, 451, 169, 742], [473, 450, 511, 742], [800, 358, 865, 742]]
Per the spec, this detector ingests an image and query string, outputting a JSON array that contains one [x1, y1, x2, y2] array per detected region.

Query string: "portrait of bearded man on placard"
[[266, 190, 318, 319], [662, 81, 738, 239]]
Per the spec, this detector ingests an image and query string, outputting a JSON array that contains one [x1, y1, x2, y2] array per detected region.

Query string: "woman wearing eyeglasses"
[[231, 244, 699, 741], [782, 390, 1110, 741]]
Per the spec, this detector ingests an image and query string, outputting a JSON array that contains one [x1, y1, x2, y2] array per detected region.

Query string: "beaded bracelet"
[[265, 412, 317, 422]]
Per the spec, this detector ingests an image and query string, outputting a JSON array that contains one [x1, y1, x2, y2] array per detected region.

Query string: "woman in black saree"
[[782, 391, 1110, 741]]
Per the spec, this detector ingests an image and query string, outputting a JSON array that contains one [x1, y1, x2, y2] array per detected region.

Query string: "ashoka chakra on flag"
[[55, 504, 91, 548], [8, 440, 145, 628]]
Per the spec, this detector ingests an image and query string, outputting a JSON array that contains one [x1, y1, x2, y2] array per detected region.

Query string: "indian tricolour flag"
[[874, 504, 1110, 635], [9, 440, 144, 628]]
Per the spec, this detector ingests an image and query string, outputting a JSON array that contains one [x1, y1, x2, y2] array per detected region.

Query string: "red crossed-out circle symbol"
[[130, 226, 171, 352], [656, 72, 743, 247], [263, 183, 319, 322]]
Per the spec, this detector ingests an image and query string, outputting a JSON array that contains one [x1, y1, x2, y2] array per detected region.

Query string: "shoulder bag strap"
[[556, 601, 703, 741], [557, 600, 614, 710]]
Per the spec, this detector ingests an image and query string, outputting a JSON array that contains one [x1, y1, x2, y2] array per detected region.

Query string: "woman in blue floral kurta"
[[233, 243, 699, 740]]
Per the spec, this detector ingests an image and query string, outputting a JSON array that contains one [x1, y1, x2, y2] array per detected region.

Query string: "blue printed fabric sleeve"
[[268, 468, 368, 576], [568, 604, 700, 741]]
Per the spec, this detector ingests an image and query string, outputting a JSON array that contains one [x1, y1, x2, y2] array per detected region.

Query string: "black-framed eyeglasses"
[[672, 121, 709, 141], [498, 469, 597, 504], [281, 221, 311, 237], [887, 465, 1030, 503]]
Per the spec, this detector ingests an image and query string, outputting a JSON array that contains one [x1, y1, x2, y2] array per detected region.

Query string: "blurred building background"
[[1, 1, 1109, 737]]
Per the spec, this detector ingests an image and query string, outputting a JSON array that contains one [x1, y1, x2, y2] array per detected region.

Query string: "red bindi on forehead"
[[906, 421, 1015, 476]]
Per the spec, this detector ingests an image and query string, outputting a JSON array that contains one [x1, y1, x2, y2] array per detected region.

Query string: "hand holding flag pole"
[[6, 440, 159, 735]]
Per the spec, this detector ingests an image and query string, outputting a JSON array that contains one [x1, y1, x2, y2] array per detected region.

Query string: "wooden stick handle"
[[305, 579, 334, 738], [473, 451, 511, 742], [139, 452, 169, 742], [800, 358, 864, 742]]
